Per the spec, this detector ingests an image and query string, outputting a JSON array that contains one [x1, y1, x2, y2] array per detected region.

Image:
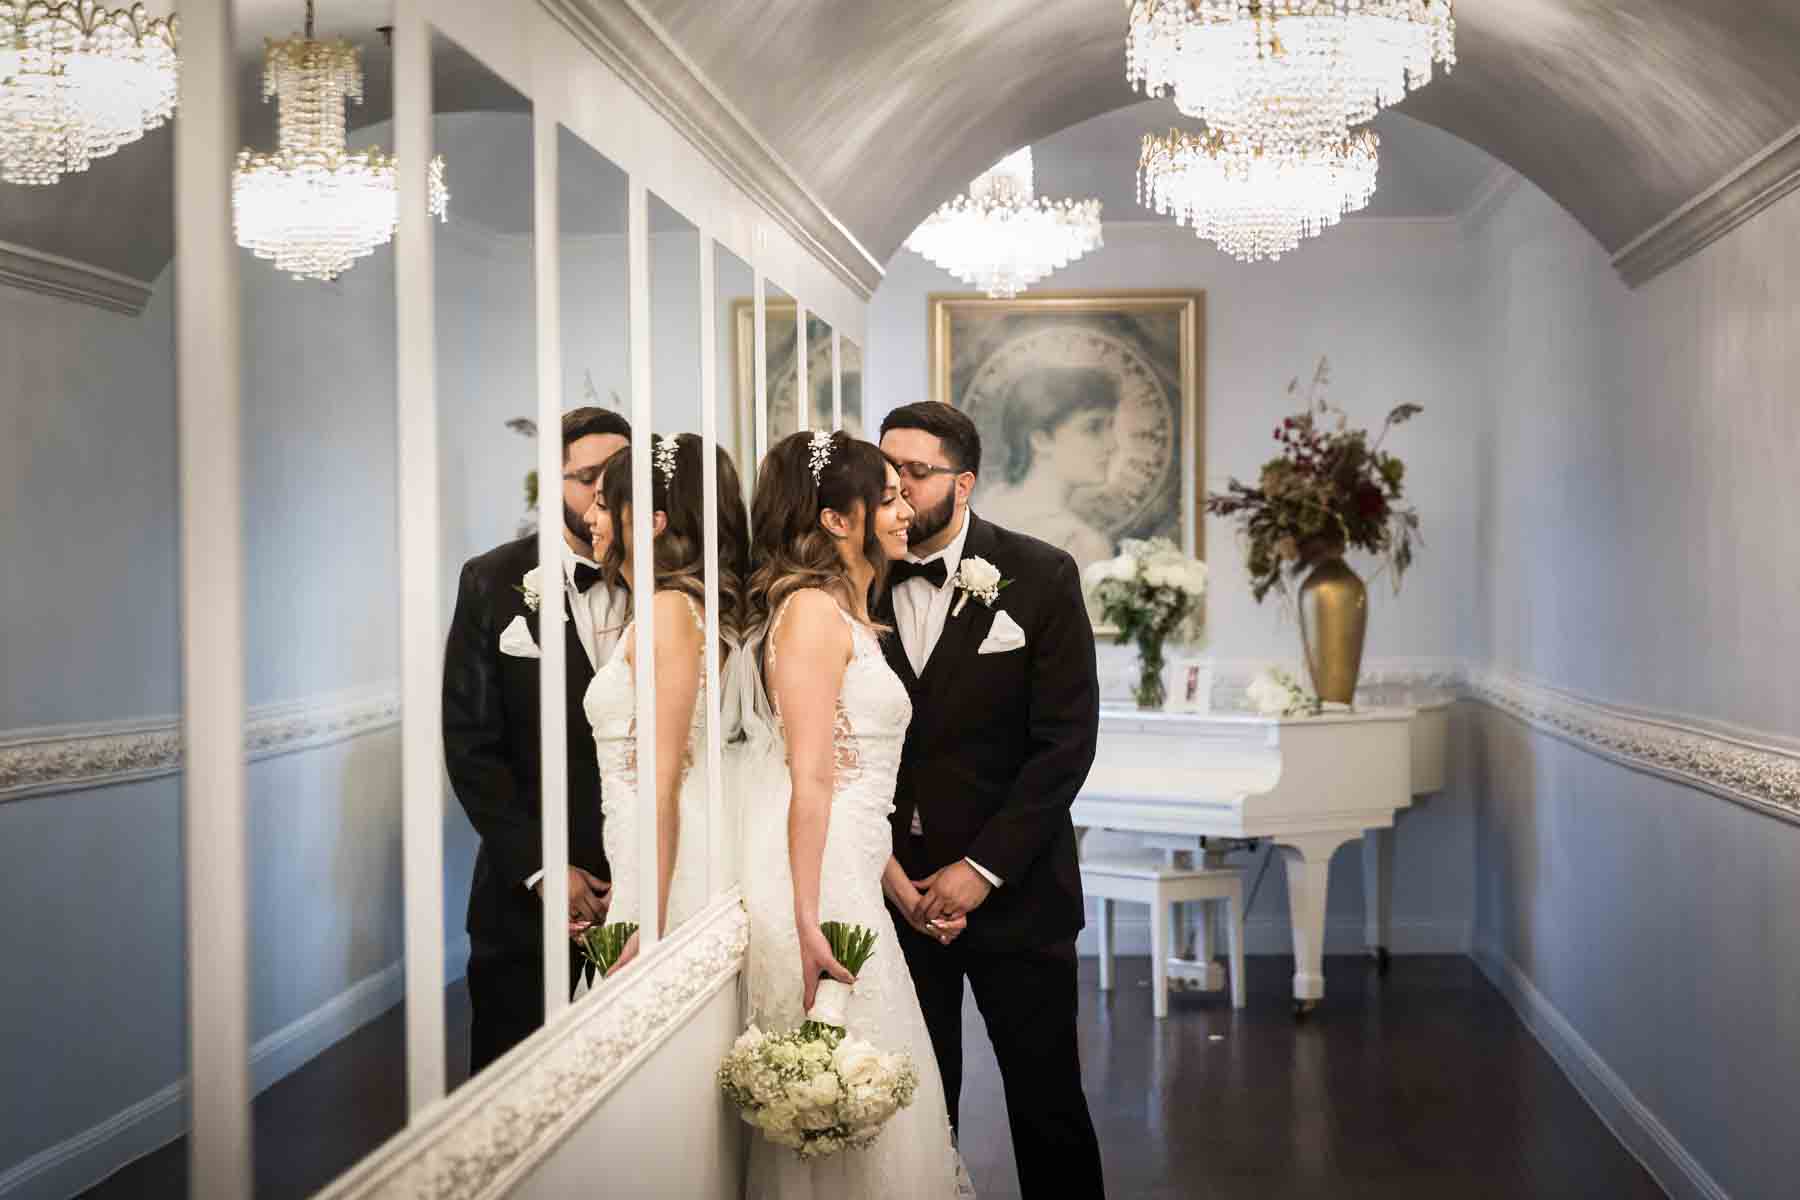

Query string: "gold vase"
[[1296, 540, 1367, 705]]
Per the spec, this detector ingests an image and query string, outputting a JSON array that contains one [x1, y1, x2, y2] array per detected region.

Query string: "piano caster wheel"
[[1292, 999, 1318, 1020], [1368, 946, 1391, 975]]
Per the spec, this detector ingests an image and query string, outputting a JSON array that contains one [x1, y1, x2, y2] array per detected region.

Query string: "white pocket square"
[[977, 610, 1027, 655], [499, 615, 541, 659]]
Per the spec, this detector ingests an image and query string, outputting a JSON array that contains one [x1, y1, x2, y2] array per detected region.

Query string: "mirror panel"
[[808, 313, 835, 431], [763, 281, 797, 447], [717, 245, 758, 492], [840, 336, 865, 439]]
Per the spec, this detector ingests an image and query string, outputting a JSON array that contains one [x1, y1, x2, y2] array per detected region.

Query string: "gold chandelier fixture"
[[0, 1, 180, 187], [232, 0, 446, 281], [1126, 1, 1455, 150]]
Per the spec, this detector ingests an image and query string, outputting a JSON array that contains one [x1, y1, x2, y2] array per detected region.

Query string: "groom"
[[443, 406, 630, 1075], [877, 401, 1105, 1196]]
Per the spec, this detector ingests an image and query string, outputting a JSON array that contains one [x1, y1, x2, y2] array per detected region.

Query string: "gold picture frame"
[[927, 291, 1206, 617]]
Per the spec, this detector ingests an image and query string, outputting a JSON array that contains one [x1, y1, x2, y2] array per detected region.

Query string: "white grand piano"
[[1071, 702, 1449, 1016]]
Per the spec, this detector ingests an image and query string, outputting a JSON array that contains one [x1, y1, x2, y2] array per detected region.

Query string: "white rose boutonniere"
[[951, 556, 1010, 617], [514, 565, 569, 621]]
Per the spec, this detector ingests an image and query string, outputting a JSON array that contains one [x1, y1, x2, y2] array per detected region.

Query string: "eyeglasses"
[[886, 457, 963, 482]]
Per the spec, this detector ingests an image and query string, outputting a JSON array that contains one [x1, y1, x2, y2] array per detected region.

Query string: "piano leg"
[[1362, 826, 1395, 974], [1277, 831, 1360, 1017], [1096, 897, 1115, 992]]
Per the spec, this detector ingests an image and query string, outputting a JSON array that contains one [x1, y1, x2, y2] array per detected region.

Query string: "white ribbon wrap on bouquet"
[[806, 978, 852, 1028]]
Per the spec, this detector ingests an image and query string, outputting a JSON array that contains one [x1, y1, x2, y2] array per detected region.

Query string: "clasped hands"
[[889, 860, 991, 945]]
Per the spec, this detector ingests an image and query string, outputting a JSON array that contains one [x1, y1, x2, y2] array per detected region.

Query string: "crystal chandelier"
[[232, 1, 446, 281], [0, 2, 180, 187], [1138, 126, 1378, 262], [1126, 1, 1455, 150], [903, 147, 1102, 299]]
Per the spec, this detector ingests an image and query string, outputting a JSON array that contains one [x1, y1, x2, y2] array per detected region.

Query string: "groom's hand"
[[912, 862, 993, 927], [887, 877, 966, 945], [538, 866, 611, 927]]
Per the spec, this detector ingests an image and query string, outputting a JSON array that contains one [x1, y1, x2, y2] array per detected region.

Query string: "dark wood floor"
[[78, 955, 1663, 1200]]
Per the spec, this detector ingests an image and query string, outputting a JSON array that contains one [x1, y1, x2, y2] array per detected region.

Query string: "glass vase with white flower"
[[1083, 537, 1208, 710]]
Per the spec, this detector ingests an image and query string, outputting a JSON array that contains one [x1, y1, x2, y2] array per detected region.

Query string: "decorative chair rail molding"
[[1467, 668, 1800, 827], [539, 0, 884, 299], [1612, 120, 1800, 288], [315, 895, 748, 1200], [0, 687, 401, 803], [0, 238, 154, 316]]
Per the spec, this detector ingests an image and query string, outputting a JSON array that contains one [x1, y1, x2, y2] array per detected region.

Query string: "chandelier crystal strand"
[[1139, 126, 1378, 262], [0, 2, 180, 187], [232, 0, 447, 281], [903, 148, 1102, 299], [1126, 1, 1454, 148]]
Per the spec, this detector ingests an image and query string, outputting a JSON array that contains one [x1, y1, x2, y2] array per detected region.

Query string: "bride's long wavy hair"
[[598, 433, 751, 640], [744, 430, 891, 641]]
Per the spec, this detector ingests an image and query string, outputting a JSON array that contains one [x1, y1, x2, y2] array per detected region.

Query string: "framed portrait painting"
[[928, 291, 1205, 594]]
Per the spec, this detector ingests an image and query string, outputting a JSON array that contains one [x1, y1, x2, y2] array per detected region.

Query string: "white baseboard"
[[1076, 911, 1471, 958], [0, 938, 470, 1200], [1472, 941, 1728, 1200]]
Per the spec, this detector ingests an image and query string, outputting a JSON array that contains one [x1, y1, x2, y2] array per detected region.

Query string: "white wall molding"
[[316, 895, 747, 1200], [1472, 941, 1729, 1200], [1467, 667, 1800, 827], [539, 0, 882, 299], [0, 238, 154, 316], [0, 936, 469, 1200], [1612, 121, 1800, 288], [0, 687, 401, 804]]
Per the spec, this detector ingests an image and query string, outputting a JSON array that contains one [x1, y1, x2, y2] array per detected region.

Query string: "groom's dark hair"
[[561, 406, 631, 459], [880, 401, 981, 477]]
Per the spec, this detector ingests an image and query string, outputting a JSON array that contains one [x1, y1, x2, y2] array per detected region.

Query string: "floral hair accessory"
[[808, 430, 834, 484], [653, 435, 679, 486]]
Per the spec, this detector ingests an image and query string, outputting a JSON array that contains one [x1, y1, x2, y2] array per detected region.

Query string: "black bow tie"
[[572, 562, 606, 594], [889, 558, 949, 590]]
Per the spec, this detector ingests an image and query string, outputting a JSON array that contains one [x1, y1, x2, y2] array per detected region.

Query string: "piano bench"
[[1080, 855, 1246, 1018]]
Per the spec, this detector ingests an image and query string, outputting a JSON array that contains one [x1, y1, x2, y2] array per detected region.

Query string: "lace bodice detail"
[[583, 593, 708, 932], [764, 593, 912, 802]]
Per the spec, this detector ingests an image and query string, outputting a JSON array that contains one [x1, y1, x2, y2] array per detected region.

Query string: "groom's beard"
[[563, 502, 593, 556], [907, 488, 956, 549]]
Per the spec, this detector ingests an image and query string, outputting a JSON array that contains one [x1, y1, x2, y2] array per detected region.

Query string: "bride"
[[738, 430, 967, 1198]]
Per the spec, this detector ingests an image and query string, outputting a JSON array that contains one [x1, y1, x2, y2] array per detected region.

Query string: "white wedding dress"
[[584, 593, 709, 949], [739, 593, 965, 1199]]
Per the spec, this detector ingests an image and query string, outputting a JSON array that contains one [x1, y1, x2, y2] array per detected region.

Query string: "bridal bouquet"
[[1084, 536, 1208, 710], [718, 923, 919, 1159], [577, 921, 637, 976]]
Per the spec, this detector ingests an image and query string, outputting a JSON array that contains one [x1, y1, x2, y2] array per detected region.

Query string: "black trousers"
[[466, 939, 587, 1077], [893, 909, 1105, 1198]]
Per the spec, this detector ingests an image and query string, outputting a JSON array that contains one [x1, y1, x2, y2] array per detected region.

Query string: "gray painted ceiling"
[[638, 0, 1800, 263], [4, 1, 1798, 285]]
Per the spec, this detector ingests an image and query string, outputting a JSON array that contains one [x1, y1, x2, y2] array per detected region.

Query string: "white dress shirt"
[[525, 545, 625, 892], [892, 509, 1002, 889]]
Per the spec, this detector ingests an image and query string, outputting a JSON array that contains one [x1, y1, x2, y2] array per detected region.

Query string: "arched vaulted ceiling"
[[3, 2, 1799, 288], [638, 0, 1800, 265]]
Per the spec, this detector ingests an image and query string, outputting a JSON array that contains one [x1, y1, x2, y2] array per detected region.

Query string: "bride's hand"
[[798, 922, 855, 1012], [604, 930, 641, 978]]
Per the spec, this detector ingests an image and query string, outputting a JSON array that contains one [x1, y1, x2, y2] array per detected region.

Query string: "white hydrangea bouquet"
[[718, 922, 919, 1159], [1084, 536, 1208, 709]]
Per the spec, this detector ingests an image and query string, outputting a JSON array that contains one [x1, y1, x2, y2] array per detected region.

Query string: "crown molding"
[[314, 895, 748, 1200], [0, 688, 401, 804], [0, 238, 154, 316], [1612, 122, 1800, 289], [539, 0, 883, 300]]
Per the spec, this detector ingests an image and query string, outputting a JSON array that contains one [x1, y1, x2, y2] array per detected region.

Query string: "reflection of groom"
[[443, 407, 630, 1074], [877, 402, 1106, 1196]]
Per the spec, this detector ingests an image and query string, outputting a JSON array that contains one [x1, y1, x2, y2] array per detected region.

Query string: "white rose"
[[522, 565, 543, 593], [1183, 562, 1209, 595], [1082, 557, 1115, 591], [832, 1039, 882, 1085], [1107, 554, 1139, 582], [1246, 670, 1289, 717], [959, 557, 1001, 592]]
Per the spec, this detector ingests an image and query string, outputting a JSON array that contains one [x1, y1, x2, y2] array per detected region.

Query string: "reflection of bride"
[[581, 434, 750, 977], [976, 367, 1118, 570]]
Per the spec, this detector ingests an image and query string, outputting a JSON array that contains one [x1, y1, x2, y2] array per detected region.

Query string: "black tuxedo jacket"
[[878, 513, 1100, 953], [443, 536, 608, 955]]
